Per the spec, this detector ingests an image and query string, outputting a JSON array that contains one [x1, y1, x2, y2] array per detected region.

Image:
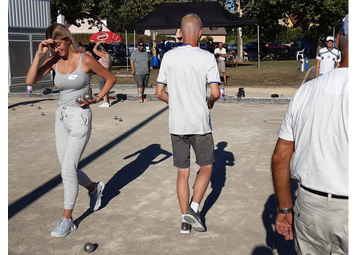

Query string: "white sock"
[[190, 202, 200, 213], [138, 94, 143, 96]]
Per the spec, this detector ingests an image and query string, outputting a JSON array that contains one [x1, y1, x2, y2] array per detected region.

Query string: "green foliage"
[[289, 0, 348, 37], [200, 36, 214, 44], [51, 0, 348, 44], [226, 36, 236, 44], [277, 28, 315, 44], [241, 0, 348, 42]]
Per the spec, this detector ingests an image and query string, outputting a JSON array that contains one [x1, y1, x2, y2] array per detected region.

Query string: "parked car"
[[243, 41, 267, 60], [198, 42, 207, 50], [228, 42, 237, 52], [266, 42, 290, 59], [266, 42, 290, 49]]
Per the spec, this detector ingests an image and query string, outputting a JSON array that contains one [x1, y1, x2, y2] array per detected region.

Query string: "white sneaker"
[[50, 217, 77, 237], [99, 102, 110, 108], [89, 181, 105, 211]]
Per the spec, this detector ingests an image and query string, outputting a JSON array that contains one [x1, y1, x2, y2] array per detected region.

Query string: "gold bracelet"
[[36, 52, 44, 58]]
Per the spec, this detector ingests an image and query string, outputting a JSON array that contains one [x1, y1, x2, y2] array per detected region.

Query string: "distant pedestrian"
[[214, 42, 227, 85], [156, 13, 220, 235], [78, 42, 94, 57], [271, 14, 349, 254], [26, 23, 116, 238], [315, 36, 341, 78], [93, 41, 113, 107], [130, 41, 150, 103]]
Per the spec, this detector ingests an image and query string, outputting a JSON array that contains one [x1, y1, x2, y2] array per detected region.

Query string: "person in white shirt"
[[315, 36, 341, 78], [271, 14, 349, 255], [156, 13, 220, 235], [214, 42, 227, 85]]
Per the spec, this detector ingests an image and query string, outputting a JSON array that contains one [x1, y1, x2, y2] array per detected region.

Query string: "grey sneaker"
[[184, 207, 206, 232], [180, 222, 192, 235], [50, 217, 77, 237], [89, 181, 105, 211]]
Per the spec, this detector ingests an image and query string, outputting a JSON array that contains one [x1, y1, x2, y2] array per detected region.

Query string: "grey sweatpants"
[[55, 106, 93, 210]]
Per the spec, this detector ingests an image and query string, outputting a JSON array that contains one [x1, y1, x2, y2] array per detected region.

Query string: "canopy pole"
[[257, 25, 260, 70], [125, 30, 129, 72]]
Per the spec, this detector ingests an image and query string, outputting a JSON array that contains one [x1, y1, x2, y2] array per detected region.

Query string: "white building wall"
[[8, 0, 52, 92], [8, 0, 51, 28]]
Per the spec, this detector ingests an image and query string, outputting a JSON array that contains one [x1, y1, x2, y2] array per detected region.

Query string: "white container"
[[220, 88, 225, 97]]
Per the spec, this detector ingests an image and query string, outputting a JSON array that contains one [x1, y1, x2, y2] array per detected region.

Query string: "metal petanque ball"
[[118, 118, 123, 122], [113, 116, 118, 120], [76, 96, 83, 104], [11, 107, 15, 110], [120, 99, 124, 102], [41, 112, 45, 116], [30, 103, 34, 106], [37, 106, 41, 109], [84, 242, 94, 253], [83, 93, 93, 102]]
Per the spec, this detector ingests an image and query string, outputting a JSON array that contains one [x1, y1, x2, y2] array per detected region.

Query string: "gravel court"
[[8, 95, 297, 255]]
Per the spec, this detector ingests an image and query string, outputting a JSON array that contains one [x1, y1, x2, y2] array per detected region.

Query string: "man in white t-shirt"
[[271, 14, 349, 254], [214, 42, 227, 85], [156, 13, 220, 235], [315, 36, 341, 77]]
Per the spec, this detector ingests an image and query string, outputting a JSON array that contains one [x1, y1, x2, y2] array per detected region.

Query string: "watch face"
[[278, 208, 292, 214]]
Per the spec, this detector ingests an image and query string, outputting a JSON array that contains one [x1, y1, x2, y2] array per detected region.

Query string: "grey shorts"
[[170, 133, 215, 169], [217, 60, 226, 73], [134, 74, 149, 88]]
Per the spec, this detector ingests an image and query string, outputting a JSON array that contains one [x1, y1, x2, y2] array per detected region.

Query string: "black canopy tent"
[[124, 2, 261, 68], [125, 2, 258, 30]]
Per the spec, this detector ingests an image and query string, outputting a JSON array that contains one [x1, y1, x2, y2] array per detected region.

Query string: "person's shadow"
[[74, 144, 171, 228], [100, 144, 172, 209], [261, 178, 298, 255], [200, 142, 235, 226]]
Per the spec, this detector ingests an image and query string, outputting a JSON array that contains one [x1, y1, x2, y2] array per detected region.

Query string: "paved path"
[[8, 95, 298, 255], [8, 68, 321, 254]]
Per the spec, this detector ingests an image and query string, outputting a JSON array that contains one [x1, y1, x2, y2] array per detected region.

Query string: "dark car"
[[198, 42, 207, 50], [173, 42, 184, 48], [266, 42, 289, 49], [266, 42, 290, 59], [243, 41, 267, 60], [228, 42, 238, 51]]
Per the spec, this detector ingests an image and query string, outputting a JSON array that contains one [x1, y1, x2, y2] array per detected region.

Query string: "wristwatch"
[[277, 207, 293, 214]]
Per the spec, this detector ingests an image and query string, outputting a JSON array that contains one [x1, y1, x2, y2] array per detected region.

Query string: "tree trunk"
[[236, 0, 243, 63]]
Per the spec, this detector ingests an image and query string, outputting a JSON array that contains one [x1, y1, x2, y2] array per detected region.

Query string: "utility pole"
[[236, 0, 243, 62]]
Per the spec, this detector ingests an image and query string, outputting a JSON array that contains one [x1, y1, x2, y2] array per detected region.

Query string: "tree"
[[241, 0, 290, 42], [239, 0, 348, 42], [50, 0, 103, 26], [289, 0, 348, 37]]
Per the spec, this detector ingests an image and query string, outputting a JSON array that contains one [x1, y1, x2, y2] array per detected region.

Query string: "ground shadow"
[[251, 246, 274, 255], [100, 144, 172, 209], [8, 98, 57, 109], [73, 208, 93, 228], [261, 178, 298, 255], [200, 142, 235, 226], [8, 106, 168, 219]]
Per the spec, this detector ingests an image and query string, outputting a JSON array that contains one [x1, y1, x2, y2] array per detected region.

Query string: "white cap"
[[326, 36, 334, 41]]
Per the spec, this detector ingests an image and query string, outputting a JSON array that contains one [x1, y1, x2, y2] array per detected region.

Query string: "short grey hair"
[[182, 13, 202, 28]]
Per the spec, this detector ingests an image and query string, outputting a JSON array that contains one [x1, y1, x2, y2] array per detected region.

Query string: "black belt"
[[301, 185, 348, 199]]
